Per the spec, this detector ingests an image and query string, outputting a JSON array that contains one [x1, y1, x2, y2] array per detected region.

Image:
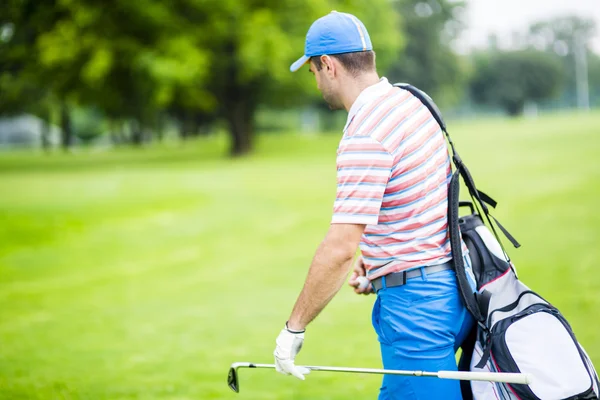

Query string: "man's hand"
[[274, 325, 311, 380], [348, 256, 373, 295]]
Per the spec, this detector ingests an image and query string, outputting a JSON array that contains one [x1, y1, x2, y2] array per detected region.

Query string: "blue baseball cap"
[[290, 11, 373, 72]]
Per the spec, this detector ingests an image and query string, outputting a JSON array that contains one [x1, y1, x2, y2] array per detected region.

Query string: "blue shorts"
[[371, 262, 475, 400]]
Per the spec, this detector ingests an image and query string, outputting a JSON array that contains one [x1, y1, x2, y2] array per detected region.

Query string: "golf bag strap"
[[394, 83, 520, 250], [478, 190, 497, 209], [448, 170, 484, 322], [475, 337, 493, 369], [472, 289, 496, 369], [491, 215, 520, 248]]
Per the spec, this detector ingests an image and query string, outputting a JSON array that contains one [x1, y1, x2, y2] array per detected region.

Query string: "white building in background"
[[0, 114, 61, 149]]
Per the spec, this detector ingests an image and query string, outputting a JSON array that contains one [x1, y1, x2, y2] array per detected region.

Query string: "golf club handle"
[[438, 370, 533, 384]]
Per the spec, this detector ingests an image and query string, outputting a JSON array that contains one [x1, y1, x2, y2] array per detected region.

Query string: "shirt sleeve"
[[332, 135, 394, 225]]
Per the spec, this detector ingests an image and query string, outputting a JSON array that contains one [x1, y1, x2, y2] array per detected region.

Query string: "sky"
[[458, 0, 600, 53]]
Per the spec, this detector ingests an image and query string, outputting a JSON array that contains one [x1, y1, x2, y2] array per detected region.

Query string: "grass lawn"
[[1, 111, 599, 399]]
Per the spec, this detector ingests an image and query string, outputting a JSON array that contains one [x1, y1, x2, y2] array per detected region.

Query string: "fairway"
[[1, 112, 600, 399]]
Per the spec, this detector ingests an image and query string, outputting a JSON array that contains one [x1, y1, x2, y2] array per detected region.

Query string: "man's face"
[[309, 58, 344, 111]]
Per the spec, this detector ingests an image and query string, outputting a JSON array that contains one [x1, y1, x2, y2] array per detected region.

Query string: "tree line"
[[1, 0, 598, 154]]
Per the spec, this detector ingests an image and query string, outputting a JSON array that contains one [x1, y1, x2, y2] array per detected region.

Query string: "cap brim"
[[290, 55, 310, 72]]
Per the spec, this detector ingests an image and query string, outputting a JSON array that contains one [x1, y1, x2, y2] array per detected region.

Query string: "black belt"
[[371, 261, 453, 292]]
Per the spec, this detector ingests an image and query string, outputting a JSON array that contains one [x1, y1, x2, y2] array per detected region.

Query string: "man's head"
[[291, 11, 377, 110], [308, 51, 376, 110]]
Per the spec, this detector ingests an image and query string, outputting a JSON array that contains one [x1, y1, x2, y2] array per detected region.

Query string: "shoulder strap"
[[448, 167, 484, 322], [393, 83, 520, 251]]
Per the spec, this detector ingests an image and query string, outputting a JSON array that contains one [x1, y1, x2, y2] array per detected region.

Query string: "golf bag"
[[395, 83, 600, 400], [458, 207, 599, 400]]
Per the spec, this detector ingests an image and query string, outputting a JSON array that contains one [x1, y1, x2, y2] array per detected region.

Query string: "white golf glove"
[[274, 324, 311, 380]]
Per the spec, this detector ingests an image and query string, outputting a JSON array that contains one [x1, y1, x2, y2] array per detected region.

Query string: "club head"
[[227, 366, 239, 393]]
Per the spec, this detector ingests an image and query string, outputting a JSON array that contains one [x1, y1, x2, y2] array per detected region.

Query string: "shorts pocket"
[[403, 270, 458, 307], [376, 274, 464, 347]]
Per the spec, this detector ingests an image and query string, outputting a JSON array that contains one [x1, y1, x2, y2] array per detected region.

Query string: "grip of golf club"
[[438, 370, 533, 384]]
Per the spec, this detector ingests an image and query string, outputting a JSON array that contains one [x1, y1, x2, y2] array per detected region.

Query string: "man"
[[273, 11, 475, 400]]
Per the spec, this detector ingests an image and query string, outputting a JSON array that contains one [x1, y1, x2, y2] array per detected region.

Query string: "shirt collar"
[[343, 77, 393, 132]]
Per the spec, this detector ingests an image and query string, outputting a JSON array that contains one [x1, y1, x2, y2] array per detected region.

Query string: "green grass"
[[1, 111, 600, 399]]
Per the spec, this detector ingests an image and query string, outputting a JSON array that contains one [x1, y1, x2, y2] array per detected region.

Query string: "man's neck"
[[342, 72, 381, 112]]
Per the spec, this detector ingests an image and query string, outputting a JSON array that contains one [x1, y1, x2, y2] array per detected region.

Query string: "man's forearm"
[[286, 235, 356, 331]]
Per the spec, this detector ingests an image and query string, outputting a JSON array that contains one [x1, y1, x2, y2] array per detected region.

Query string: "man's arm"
[[274, 134, 391, 380], [286, 223, 365, 331]]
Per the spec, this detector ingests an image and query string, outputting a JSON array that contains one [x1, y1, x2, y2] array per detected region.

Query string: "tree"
[[470, 50, 566, 116], [1, 0, 215, 147], [0, 1, 60, 149], [35, 0, 214, 145], [200, 0, 402, 155], [386, 0, 467, 106], [1, 1, 402, 154]]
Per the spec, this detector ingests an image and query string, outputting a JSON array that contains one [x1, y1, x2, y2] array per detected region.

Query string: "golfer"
[[274, 11, 475, 400]]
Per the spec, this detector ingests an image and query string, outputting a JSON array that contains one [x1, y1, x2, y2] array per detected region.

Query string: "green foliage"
[[213, 0, 402, 107], [470, 50, 566, 115], [0, 0, 402, 152], [337, 0, 404, 74], [386, 0, 466, 106], [0, 0, 56, 118], [35, 0, 214, 118]]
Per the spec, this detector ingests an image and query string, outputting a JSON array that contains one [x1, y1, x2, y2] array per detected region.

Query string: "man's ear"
[[321, 55, 336, 76]]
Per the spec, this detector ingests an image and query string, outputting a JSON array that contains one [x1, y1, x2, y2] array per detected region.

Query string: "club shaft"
[[233, 363, 532, 384]]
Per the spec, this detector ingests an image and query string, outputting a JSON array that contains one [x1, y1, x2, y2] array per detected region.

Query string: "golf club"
[[227, 362, 533, 393]]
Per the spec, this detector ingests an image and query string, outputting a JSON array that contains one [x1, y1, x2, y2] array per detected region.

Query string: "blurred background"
[[1, 0, 599, 152], [0, 0, 599, 399]]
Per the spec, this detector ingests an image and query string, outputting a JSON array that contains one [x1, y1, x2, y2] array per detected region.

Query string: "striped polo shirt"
[[332, 78, 455, 279]]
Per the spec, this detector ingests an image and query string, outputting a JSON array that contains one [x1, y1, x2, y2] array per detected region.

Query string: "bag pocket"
[[490, 304, 595, 399]]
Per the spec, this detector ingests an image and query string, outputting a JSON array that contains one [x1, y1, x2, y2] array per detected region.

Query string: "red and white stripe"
[[332, 78, 458, 278]]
